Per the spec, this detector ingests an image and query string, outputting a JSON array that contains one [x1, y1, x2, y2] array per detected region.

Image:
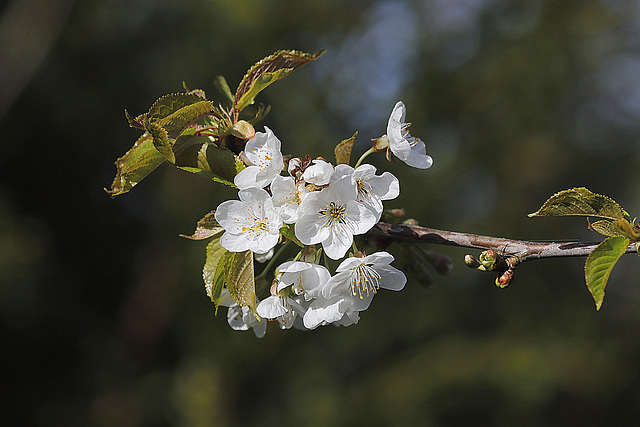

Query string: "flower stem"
[[354, 147, 377, 169], [256, 241, 292, 281]]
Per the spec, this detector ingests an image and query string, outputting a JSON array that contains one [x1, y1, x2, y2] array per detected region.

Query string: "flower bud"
[[495, 269, 514, 288], [372, 135, 390, 151], [230, 120, 256, 139], [464, 254, 481, 268]]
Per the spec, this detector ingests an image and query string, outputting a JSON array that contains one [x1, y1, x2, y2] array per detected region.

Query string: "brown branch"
[[368, 222, 638, 263]]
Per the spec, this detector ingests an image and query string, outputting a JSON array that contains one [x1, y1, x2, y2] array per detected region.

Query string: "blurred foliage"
[[2, 0, 640, 425]]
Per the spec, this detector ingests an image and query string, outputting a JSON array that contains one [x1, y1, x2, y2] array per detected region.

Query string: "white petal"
[[256, 295, 287, 319], [374, 265, 407, 291], [322, 226, 353, 260], [302, 159, 334, 185], [347, 201, 378, 236], [220, 232, 251, 252], [295, 209, 329, 245], [234, 166, 262, 189], [321, 270, 352, 298], [303, 296, 347, 329], [369, 171, 400, 201]]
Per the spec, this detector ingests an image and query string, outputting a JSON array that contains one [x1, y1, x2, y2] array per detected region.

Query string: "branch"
[[369, 222, 637, 260], [367, 222, 638, 287]]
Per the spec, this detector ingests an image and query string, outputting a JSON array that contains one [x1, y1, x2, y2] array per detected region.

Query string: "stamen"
[[350, 264, 382, 299]]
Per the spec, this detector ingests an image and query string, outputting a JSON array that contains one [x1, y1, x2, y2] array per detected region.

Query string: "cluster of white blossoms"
[[215, 101, 432, 337]]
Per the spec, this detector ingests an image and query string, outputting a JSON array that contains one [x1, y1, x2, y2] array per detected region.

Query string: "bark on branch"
[[368, 222, 638, 263]]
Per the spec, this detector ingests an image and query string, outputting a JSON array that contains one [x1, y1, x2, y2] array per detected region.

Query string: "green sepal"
[[234, 49, 325, 112], [335, 131, 357, 165], [528, 187, 630, 221], [280, 224, 304, 247], [585, 236, 630, 310], [180, 210, 223, 240], [106, 132, 165, 196]]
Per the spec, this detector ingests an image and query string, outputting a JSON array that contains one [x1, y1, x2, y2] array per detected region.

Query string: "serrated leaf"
[[528, 187, 629, 220], [585, 236, 630, 310], [148, 93, 205, 121], [225, 250, 256, 311], [107, 132, 165, 196], [124, 109, 145, 129], [181, 211, 223, 240], [588, 220, 626, 237], [335, 131, 357, 165], [175, 143, 238, 186], [203, 236, 227, 305], [145, 118, 175, 163], [234, 49, 325, 112], [156, 100, 213, 138]]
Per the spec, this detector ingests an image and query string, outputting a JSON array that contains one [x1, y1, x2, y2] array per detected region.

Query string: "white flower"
[[302, 293, 366, 329], [332, 164, 400, 221], [276, 261, 331, 299], [256, 294, 307, 329], [302, 159, 334, 186], [215, 187, 283, 254], [270, 175, 308, 224], [234, 126, 284, 189], [302, 251, 406, 330], [387, 101, 433, 169], [321, 251, 407, 299], [294, 175, 377, 260], [219, 290, 267, 338]]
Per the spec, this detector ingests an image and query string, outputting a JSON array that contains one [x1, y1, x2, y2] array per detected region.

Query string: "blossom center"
[[319, 201, 347, 227], [252, 146, 274, 170], [242, 215, 269, 236], [350, 263, 382, 299], [355, 177, 372, 200]]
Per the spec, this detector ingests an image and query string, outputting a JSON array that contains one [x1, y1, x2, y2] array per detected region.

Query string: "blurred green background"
[[2, 0, 640, 425]]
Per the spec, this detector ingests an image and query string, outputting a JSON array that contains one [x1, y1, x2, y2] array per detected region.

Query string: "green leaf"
[[147, 93, 206, 121], [203, 236, 227, 307], [335, 131, 357, 165], [588, 220, 626, 237], [180, 211, 223, 240], [175, 143, 238, 186], [225, 250, 256, 311], [106, 132, 165, 196], [144, 117, 175, 163], [214, 75, 234, 105], [585, 236, 630, 310], [155, 100, 213, 138], [234, 49, 325, 112], [528, 187, 629, 220]]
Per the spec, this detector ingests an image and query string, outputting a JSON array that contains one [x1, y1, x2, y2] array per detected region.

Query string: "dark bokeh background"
[[3, 0, 640, 425]]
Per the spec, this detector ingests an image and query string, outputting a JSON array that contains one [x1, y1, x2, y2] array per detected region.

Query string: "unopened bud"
[[478, 249, 499, 271], [402, 218, 419, 226], [372, 135, 390, 151], [465, 254, 481, 268], [388, 209, 405, 218], [299, 246, 320, 263], [495, 269, 514, 288], [230, 120, 256, 139]]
